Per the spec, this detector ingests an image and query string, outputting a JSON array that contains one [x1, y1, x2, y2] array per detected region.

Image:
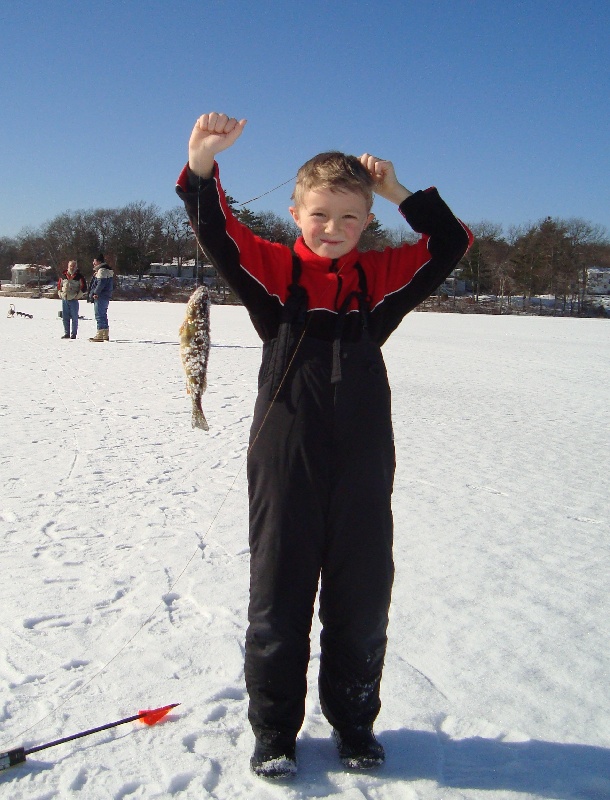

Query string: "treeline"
[[1, 201, 608, 309], [461, 218, 610, 310], [0, 202, 196, 280]]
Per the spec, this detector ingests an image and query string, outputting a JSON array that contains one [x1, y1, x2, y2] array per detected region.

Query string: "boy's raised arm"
[[188, 113, 247, 179]]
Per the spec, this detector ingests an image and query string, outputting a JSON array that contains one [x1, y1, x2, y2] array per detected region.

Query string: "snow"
[[1, 298, 609, 800]]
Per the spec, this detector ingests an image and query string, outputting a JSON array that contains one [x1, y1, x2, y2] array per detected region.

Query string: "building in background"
[[10, 264, 54, 286], [586, 266, 610, 295]]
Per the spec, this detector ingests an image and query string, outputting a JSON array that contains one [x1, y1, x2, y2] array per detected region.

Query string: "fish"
[[179, 286, 211, 431]]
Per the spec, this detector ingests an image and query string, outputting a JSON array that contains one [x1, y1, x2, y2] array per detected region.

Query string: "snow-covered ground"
[[1, 299, 608, 800]]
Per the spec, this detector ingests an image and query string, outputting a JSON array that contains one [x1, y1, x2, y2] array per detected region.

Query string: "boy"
[[176, 112, 473, 778]]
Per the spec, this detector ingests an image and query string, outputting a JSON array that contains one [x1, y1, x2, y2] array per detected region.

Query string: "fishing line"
[[235, 176, 296, 208]]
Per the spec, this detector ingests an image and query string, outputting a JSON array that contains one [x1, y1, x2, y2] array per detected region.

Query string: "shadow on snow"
[[382, 728, 609, 799]]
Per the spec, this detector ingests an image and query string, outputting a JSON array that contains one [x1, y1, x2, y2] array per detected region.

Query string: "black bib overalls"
[[245, 257, 396, 741]]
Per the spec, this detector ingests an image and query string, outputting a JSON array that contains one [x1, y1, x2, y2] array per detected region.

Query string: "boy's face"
[[290, 188, 373, 259]]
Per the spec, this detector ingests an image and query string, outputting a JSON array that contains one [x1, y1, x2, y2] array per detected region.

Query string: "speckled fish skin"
[[179, 286, 211, 431]]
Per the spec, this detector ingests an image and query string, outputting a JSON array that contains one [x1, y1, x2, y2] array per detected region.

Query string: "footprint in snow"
[[204, 704, 228, 723], [23, 614, 71, 630], [62, 659, 90, 671], [210, 686, 246, 702], [163, 591, 180, 608]]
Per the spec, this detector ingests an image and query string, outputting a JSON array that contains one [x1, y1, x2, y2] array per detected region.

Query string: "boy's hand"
[[189, 113, 247, 178], [360, 154, 412, 205]]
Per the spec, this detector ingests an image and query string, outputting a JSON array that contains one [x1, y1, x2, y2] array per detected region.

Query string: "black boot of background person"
[[333, 726, 385, 769], [250, 733, 297, 779]]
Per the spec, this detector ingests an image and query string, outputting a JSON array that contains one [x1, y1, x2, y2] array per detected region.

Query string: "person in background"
[[88, 253, 114, 342], [58, 260, 87, 339]]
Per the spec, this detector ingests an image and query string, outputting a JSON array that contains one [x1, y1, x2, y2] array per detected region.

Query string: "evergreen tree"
[[359, 217, 391, 252]]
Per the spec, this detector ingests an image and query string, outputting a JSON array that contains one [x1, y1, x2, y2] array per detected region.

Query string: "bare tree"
[[43, 210, 99, 274], [256, 211, 299, 246], [386, 226, 419, 247], [87, 208, 119, 259], [460, 222, 507, 302], [161, 206, 194, 273], [114, 201, 163, 277], [560, 218, 608, 312]]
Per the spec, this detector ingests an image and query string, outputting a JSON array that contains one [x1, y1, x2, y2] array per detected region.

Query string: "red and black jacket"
[[176, 163, 473, 346]]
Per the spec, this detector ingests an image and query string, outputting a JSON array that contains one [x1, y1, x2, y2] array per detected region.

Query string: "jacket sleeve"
[[176, 163, 292, 332], [366, 188, 473, 341]]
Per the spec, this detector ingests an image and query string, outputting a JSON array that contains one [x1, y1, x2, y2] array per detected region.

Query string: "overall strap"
[[331, 262, 371, 384], [353, 262, 371, 331], [268, 253, 309, 398]]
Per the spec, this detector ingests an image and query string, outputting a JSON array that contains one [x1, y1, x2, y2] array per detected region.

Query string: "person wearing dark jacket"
[[88, 254, 114, 341], [57, 260, 87, 339], [177, 112, 473, 779]]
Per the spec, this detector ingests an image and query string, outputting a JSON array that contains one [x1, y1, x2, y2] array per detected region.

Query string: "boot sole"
[[340, 754, 385, 770], [250, 756, 297, 780]]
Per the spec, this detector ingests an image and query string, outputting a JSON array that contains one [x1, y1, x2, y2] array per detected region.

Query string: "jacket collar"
[[293, 236, 359, 273]]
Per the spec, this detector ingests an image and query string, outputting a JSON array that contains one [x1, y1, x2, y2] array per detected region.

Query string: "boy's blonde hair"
[[292, 152, 374, 211]]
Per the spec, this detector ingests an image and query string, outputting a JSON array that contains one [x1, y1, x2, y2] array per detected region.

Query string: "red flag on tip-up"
[[0, 703, 180, 771], [138, 705, 177, 725]]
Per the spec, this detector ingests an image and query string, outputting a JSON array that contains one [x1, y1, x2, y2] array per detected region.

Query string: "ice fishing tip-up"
[[0, 703, 179, 772]]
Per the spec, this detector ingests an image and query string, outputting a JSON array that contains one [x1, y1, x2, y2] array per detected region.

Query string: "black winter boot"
[[250, 735, 297, 779], [333, 726, 385, 769]]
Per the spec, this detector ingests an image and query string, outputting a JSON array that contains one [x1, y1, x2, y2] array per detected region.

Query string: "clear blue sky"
[[1, 0, 608, 238]]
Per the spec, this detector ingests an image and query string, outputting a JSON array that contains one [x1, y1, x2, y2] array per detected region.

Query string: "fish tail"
[[191, 397, 209, 431]]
